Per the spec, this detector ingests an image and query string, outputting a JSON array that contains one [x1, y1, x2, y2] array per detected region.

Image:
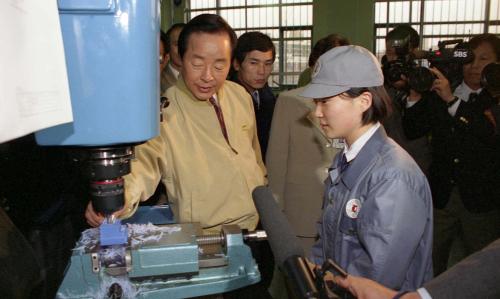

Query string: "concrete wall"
[[160, 0, 186, 33], [313, 0, 375, 51]]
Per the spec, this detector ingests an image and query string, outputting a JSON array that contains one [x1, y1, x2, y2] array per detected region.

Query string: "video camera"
[[481, 62, 500, 99], [383, 38, 473, 93]]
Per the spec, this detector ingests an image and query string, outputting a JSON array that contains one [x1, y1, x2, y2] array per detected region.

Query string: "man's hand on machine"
[[85, 201, 126, 227]]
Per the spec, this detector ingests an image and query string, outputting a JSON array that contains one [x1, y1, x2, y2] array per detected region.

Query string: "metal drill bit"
[[106, 214, 116, 224]]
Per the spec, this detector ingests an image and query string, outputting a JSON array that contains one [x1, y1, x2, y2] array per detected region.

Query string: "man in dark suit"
[[402, 34, 500, 275], [330, 238, 500, 299], [231, 31, 276, 160]]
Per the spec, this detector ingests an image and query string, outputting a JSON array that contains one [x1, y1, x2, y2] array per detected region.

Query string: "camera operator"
[[382, 25, 432, 176], [402, 33, 500, 276]]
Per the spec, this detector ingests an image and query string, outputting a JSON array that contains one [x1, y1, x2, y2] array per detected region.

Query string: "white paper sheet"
[[0, 0, 73, 143]]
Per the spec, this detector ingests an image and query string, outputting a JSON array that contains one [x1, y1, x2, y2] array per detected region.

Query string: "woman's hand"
[[430, 67, 455, 103]]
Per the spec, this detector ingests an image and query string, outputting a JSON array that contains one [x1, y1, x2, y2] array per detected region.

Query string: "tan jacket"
[[123, 78, 266, 233], [266, 87, 340, 252]]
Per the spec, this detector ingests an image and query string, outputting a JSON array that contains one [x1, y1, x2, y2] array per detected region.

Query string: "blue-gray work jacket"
[[311, 127, 433, 291]]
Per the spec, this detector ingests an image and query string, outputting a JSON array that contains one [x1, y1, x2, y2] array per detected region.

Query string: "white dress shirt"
[[343, 122, 381, 162]]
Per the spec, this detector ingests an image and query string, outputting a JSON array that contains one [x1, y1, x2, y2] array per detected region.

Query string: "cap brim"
[[299, 83, 350, 99]]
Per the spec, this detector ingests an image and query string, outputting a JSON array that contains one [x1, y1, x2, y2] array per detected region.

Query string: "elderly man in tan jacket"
[[85, 14, 266, 234]]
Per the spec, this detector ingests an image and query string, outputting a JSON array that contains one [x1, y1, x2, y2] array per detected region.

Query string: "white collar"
[[454, 80, 482, 102], [210, 94, 219, 105], [343, 122, 381, 162], [168, 63, 180, 79]]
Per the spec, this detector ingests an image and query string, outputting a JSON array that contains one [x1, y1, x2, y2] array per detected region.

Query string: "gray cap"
[[300, 45, 384, 98]]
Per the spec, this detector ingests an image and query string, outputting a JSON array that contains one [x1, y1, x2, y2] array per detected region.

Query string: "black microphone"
[[252, 186, 319, 299]]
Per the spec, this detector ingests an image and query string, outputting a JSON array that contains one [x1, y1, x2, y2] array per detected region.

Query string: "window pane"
[[247, 7, 280, 28], [411, 1, 421, 23], [282, 75, 299, 87], [375, 38, 386, 59], [190, 0, 216, 9], [375, 2, 388, 24], [281, 5, 313, 26], [220, 9, 246, 29], [282, 0, 313, 3], [220, 0, 245, 7], [376, 27, 388, 36], [424, 0, 486, 22], [389, 1, 410, 23], [491, 0, 500, 20], [284, 30, 311, 38], [284, 40, 310, 73], [489, 25, 500, 33], [247, 0, 279, 5]]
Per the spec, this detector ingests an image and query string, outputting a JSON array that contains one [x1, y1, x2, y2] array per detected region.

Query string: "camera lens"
[[481, 63, 500, 97], [409, 67, 435, 93]]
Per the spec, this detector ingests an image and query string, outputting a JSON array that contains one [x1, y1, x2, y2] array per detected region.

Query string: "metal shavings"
[[73, 223, 182, 253], [100, 246, 124, 260], [73, 227, 99, 253], [127, 223, 181, 247]]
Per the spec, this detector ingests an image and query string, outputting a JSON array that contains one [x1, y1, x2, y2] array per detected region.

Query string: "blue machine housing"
[[35, 0, 159, 146]]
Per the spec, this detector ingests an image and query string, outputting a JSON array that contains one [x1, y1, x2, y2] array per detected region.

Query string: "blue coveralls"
[[311, 127, 434, 291]]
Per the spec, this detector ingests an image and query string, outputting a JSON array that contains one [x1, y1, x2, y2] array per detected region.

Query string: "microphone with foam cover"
[[252, 186, 318, 298]]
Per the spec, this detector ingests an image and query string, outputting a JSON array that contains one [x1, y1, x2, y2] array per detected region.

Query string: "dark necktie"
[[468, 92, 478, 103], [339, 153, 350, 173], [251, 90, 260, 109], [208, 97, 238, 154]]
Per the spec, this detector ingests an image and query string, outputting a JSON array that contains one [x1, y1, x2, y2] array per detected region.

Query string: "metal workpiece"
[[242, 229, 268, 242]]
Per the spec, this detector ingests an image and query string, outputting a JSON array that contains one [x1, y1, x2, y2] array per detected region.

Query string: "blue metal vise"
[[56, 222, 261, 298]]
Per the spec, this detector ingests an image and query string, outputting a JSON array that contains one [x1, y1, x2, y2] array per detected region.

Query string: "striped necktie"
[[251, 90, 260, 109], [208, 97, 238, 154]]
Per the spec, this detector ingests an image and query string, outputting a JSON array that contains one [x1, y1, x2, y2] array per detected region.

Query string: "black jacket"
[[230, 77, 276, 161], [253, 85, 276, 160], [402, 91, 499, 212]]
